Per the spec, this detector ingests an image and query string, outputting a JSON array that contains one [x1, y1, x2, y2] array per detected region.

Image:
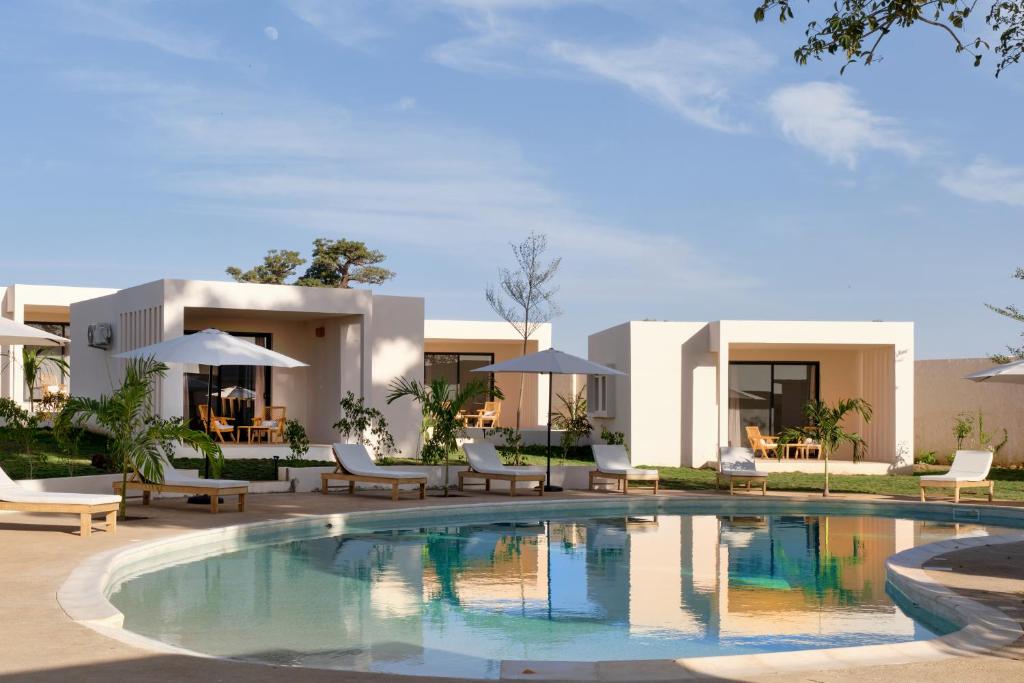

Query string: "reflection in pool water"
[[110, 511, 994, 679]]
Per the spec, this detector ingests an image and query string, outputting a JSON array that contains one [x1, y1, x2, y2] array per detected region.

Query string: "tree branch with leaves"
[[986, 266, 1024, 363], [754, 1, 1024, 76], [226, 238, 395, 289], [485, 232, 561, 430]]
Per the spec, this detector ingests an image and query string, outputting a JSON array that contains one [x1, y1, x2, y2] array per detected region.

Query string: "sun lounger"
[[0, 464, 120, 537], [716, 447, 768, 495], [322, 443, 427, 501], [589, 445, 659, 494], [919, 450, 994, 503], [460, 442, 545, 496], [113, 454, 248, 513]]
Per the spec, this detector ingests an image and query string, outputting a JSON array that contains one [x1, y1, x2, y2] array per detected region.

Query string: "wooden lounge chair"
[[254, 405, 286, 443], [197, 404, 237, 443], [0, 464, 120, 537], [113, 454, 248, 513], [459, 442, 545, 496], [474, 401, 501, 429], [716, 447, 768, 495], [589, 445, 660, 494], [322, 443, 427, 502], [920, 450, 995, 503], [745, 425, 778, 458]]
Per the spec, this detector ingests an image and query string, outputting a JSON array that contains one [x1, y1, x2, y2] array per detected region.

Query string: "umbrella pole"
[[545, 372, 562, 492], [205, 365, 213, 479]]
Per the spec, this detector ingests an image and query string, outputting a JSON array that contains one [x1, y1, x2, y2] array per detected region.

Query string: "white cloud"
[[549, 36, 773, 133], [284, 0, 386, 47], [64, 0, 219, 60], [264, 26, 279, 41], [396, 96, 417, 111], [940, 157, 1024, 207], [767, 82, 919, 169]]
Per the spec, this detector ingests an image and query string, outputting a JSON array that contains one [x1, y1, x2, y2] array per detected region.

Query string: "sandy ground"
[[1, 488, 1021, 682]]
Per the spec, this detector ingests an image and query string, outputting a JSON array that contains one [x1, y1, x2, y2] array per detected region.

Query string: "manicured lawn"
[[0, 429, 109, 479], [648, 465, 1024, 502]]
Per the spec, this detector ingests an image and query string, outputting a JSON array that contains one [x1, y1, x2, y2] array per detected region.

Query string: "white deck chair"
[[919, 450, 994, 503], [322, 444, 427, 502], [717, 447, 768, 495], [590, 445, 659, 495], [114, 454, 249, 514], [0, 464, 120, 537], [460, 442, 545, 496]]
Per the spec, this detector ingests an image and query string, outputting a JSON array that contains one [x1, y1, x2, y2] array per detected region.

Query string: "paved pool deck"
[[1, 488, 1022, 682]]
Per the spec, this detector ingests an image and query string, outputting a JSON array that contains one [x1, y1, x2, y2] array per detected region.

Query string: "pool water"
[[109, 506, 1009, 679]]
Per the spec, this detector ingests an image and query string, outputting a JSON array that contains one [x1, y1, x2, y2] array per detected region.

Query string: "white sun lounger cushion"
[[0, 465, 121, 505], [719, 447, 768, 478], [464, 442, 544, 476], [154, 455, 249, 488], [591, 445, 658, 477], [334, 443, 424, 479], [919, 450, 993, 483]]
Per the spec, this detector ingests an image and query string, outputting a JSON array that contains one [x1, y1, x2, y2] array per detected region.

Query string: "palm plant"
[[386, 377, 498, 496], [778, 398, 872, 497], [21, 348, 69, 413], [60, 357, 222, 519], [551, 388, 592, 463]]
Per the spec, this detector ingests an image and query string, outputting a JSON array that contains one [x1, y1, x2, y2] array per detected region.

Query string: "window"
[[423, 352, 496, 413], [728, 361, 819, 447], [587, 372, 614, 417]]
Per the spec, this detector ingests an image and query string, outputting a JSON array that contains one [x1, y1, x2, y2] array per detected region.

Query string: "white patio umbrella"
[[473, 348, 626, 492], [116, 328, 308, 477], [965, 358, 1024, 384], [0, 318, 68, 345]]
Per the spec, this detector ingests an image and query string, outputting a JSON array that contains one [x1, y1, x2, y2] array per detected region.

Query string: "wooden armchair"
[[255, 406, 287, 443], [745, 425, 778, 458], [197, 404, 237, 442], [474, 401, 501, 429]]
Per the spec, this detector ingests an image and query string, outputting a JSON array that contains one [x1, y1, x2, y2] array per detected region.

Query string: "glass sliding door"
[[424, 352, 495, 413], [728, 362, 819, 448], [184, 330, 272, 431]]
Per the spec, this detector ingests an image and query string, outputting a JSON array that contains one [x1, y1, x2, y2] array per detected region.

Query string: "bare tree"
[[486, 232, 562, 430]]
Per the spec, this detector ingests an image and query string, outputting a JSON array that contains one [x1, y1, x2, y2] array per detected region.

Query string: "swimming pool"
[[102, 499, 1023, 679]]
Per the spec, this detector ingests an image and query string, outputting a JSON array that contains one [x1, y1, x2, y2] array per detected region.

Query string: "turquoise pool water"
[[109, 502, 1018, 679]]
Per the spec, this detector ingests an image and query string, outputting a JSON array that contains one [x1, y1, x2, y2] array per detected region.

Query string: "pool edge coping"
[[57, 495, 1024, 681]]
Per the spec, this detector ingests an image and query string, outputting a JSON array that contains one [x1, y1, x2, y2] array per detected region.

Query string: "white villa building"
[[5, 280, 919, 471], [588, 320, 915, 473], [2, 280, 555, 456]]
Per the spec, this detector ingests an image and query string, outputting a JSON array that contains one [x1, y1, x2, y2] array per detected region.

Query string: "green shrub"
[[284, 420, 309, 461], [915, 450, 937, 465]]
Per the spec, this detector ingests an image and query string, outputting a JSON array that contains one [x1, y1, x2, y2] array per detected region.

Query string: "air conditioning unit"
[[87, 323, 113, 349]]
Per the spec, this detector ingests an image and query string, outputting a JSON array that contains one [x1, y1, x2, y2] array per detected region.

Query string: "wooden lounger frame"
[[919, 479, 994, 504], [715, 472, 767, 495], [321, 471, 426, 502], [0, 500, 119, 537], [588, 470, 659, 495], [113, 467, 247, 513], [458, 469, 544, 496]]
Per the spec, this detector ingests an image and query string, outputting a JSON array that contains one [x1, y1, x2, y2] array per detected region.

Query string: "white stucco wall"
[[371, 296, 426, 457]]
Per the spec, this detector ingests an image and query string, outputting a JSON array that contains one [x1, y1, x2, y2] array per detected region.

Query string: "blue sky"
[[1, 0, 1022, 358]]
